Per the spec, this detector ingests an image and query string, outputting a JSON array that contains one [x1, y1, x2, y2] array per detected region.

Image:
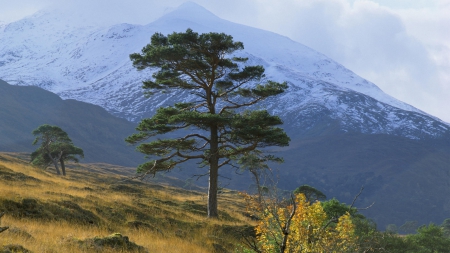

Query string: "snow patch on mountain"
[[0, 2, 448, 139]]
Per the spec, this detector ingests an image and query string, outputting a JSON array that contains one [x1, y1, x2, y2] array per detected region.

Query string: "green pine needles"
[[31, 124, 84, 176], [126, 29, 290, 218]]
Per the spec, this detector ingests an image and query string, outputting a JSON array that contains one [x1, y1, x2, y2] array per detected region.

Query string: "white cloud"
[[205, 0, 450, 122], [0, 0, 50, 22]]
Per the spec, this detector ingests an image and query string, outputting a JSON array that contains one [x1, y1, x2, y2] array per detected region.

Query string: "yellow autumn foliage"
[[253, 193, 358, 253]]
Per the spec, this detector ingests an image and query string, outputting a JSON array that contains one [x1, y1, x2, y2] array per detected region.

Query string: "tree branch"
[[280, 194, 297, 253], [357, 202, 375, 211], [349, 186, 364, 210], [176, 151, 205, 160], [181, 133, 210, 143], [217, 74, 262, 98], [218, 97, 264, 114], [218, 159, 232, 169], [193, 172, 210, 180], [221, 142, 259, 158]]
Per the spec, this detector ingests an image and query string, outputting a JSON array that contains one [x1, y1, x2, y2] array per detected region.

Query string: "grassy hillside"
[[0, 152, 254, 252], [3, 79, 450, 231]]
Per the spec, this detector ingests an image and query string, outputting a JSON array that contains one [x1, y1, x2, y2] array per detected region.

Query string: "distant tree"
[[386, 224, 398, 233], [399, 220, 419, 234], [126, 29, 290, 218], [237, 151, 282, 203], [321, 198, 362, 220], [31, 124, 84, 176], [406, 223, 450, 252], [293, 184, 326, 203], [381, 231, 416, 253], [440, 218, 450, 238]]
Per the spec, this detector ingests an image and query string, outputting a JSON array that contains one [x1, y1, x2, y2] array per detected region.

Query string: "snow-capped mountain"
[[1, 2, 449, 140]]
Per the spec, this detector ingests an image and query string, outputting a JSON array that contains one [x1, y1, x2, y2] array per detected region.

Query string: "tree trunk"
[[51, 158, 61, 175], [60, 158, 66, 176], [47, 152, 62, 175], [207, 124, 219, 218], [251, 169, 263, 204]]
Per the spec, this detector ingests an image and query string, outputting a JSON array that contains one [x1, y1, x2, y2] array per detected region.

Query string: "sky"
[[1, 0, 449, 122]]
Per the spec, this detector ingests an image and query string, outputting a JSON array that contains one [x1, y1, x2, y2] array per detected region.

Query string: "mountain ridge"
[[0, 79, 141, 166], [1, 2, 448, 142], [1, 2, 450, 229]]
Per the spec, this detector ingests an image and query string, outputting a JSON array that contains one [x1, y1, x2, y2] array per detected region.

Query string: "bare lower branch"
[[218, 159, 232, 169], [358, 202, 375, 211], [118, 160, 158, 182], [218, 174, 232, 181], [349, 186, 364, 210], [193, 172, 210, 180]]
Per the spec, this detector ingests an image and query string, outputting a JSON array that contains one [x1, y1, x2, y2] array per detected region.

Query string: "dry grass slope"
[[0, 153, 255, 252]]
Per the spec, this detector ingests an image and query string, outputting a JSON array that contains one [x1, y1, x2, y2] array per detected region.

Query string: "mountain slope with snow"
[[0, 2, 449, 140], [3, 2, 450, 229]]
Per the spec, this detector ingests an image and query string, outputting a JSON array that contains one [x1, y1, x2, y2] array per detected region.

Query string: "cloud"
[[205, 0, 450, 122], [0, 0, 51, 22], [0, 0, 185, 24]]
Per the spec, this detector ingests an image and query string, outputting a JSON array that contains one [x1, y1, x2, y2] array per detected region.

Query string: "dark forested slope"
[[0, 79, 140, 166]]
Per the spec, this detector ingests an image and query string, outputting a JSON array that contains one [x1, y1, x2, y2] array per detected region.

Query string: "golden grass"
[[0, 153, 255, 252], [1, 216, 211, 253]]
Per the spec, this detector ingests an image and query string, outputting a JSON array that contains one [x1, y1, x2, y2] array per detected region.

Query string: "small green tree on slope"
[[31, 124, 84, 176], [126, 29, 290, 218], [293, 184, 327, 203]]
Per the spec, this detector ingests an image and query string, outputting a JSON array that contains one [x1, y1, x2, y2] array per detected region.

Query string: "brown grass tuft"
[[0, 153, 256, 252]]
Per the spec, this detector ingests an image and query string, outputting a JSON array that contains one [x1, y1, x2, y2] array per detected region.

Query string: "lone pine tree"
[[31, 124, 84, 176], [126, 29, 290, 218]]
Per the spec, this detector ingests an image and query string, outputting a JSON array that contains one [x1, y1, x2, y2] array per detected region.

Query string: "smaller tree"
[[406, 223, 450, 253], [238, 151, 282, 203], [321, 198, 364, 220], [293, 184, 326, 203], [242, 193, 358, 253], [386, 224, 398, 233], [31, 124, 84, 176], [440, 218, 450, 238], [399, 220, 419, 234]]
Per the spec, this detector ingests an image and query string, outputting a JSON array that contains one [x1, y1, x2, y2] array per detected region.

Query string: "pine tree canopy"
[[31, 124, 84, 176], [127, 29, 290, 217]]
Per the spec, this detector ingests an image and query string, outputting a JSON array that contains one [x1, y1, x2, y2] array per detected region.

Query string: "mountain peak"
[[157, 2, 220, 24], [1, 2, 449, 139]]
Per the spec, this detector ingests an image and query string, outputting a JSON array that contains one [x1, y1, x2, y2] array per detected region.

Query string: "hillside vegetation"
[[0, 79, 141, 166], [2, 79, 450, 228], [0, 152, 254, 252]]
